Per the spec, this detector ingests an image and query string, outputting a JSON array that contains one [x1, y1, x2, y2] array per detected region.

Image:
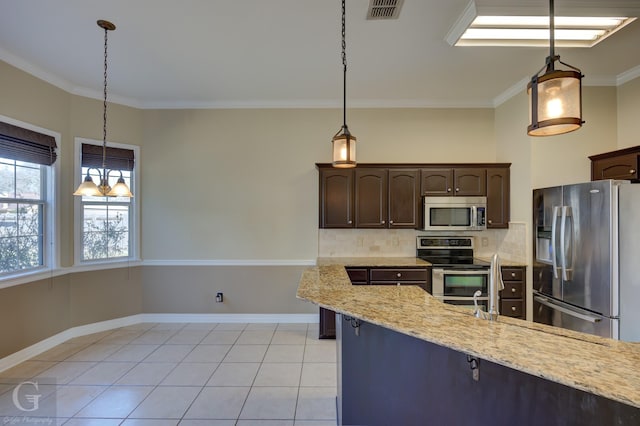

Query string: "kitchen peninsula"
[[298, 260, 640, 425]]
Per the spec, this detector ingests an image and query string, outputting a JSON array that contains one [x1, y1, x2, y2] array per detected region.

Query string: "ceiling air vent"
[[367, 0, 404, 20]]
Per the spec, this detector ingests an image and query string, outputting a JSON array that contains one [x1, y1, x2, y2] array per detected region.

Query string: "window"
[[75, 139, 138, 263], [0, 119, 57, 277]]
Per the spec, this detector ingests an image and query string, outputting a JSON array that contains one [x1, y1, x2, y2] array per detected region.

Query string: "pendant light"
[[332, 0, 357, 168], [74, 20, 133, 197], [527, 0, 584, 137]]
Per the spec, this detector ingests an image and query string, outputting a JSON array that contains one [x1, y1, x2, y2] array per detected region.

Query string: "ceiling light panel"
[[455, 15, 635, 47]]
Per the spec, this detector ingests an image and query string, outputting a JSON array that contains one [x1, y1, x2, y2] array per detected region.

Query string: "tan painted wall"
[[0, 268, 142, 359], [141, 107, 495, 260], [69, 267, 143, 326], [141, 265, 314, 314], [617, 76, 640, 149]]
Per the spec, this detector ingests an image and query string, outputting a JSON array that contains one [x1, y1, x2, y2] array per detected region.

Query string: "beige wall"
[[141, 265, 314, 314], [0, 268, 142, 359], [617, 76, 640, 149], [141, 107, 495, 260]]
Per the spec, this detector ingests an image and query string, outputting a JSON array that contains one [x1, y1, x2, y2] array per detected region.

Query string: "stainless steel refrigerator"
[[532, 180, 640, 341]]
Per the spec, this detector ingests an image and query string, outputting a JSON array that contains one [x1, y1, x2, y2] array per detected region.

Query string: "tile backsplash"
[[318, 222, 528, 264]]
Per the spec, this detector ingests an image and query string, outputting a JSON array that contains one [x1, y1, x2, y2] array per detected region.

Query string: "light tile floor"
[[0, 323, 337, 426]]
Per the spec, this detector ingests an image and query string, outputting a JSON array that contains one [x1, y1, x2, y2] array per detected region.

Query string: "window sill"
[[0, 260, 142, 290]]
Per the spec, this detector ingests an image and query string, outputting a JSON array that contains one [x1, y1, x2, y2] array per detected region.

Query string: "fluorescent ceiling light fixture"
[[451, 15, 635, 47], [463, 28, 605, 41]]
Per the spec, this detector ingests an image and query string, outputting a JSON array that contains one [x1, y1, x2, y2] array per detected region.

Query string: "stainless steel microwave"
[[423, 196, 487, 231]]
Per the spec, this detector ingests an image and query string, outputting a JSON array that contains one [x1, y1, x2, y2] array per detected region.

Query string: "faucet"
[[488, 253, 504, 321]]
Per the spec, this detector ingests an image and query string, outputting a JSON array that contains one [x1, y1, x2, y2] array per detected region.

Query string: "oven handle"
[[439, 296, 489, 301], [432, 269, 489, 276]]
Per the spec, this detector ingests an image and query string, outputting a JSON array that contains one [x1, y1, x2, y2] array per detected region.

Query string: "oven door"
[[432, 268, 489, 298]]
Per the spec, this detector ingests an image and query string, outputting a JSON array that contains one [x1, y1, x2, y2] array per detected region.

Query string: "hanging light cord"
[[341, 0, 347, 129], [532, 0, 580, 78], [102, 24, 109, 178]]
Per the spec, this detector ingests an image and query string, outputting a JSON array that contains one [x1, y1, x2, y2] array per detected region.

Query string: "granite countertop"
[[297, 262, 640, 409]]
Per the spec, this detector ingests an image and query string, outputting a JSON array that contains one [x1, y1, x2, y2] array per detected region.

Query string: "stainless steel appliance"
[[422, 196, 486, 231], [417, 236, 490, 310], [532, 180, 640, 341]]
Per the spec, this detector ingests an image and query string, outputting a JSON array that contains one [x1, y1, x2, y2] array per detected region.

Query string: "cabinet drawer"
[[369, 268, 428, 282], [346, 268, 368, 283], [370, 281, 425, 286], [501, 300, 524, 318], [501, 282, 523, 299], [502, 268, 523, 281]]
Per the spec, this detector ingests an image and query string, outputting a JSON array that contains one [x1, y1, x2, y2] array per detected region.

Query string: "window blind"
[[81, 143, 135, 171], [0, 121, 57, 165]]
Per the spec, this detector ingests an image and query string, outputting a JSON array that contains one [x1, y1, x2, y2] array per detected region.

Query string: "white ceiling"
[[1, 0, 640, 109]]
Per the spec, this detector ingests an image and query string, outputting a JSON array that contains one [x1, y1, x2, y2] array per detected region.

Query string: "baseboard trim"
[[0, 313, 318, 373]]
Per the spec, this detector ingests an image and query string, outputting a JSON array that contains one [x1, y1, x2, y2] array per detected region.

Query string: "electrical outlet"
[[216, 292, 223, 303], [481, 237, 489, 247]]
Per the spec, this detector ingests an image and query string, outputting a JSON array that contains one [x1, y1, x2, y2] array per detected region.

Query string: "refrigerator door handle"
[[534, 295, 602, 323], [551, 206, 560, 279], [561, 206, 573, 281]]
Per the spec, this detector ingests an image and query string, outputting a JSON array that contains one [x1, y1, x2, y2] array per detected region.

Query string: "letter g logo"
[[12, 381, 42, 412]]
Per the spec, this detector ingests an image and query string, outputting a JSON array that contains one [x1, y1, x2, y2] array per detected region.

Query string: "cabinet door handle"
[[511, 306, 517, 312], [488, 219, 493, 224], [348, 220, 352, 224], [389, 220, 394, 224], [447, 188, 452, 192], [511, 272, 516, 278], [381, 220, 385, 224], [631, 169, 636, 174], [511, 287, 516, 293], [396, 273, 402, 278], [455, 187, 460, 192]]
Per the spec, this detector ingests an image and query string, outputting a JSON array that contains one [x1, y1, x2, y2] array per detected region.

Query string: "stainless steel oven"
[[417, 236, 491, 311], [432, 268, 489, 310]]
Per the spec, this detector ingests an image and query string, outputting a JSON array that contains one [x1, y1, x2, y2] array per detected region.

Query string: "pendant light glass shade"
[[332, 126, 356, 168], [107, 173, 134, 197], [527, 0, 584, 137], [73, 172, 102, 196], [528, 69, 582, 136]]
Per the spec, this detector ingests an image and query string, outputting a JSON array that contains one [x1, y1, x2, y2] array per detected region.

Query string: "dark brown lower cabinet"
[[338, 317, 639, 426], [319, 266, 430, 339], [500, 265, 526, 319], [318, 307, 336, 339]]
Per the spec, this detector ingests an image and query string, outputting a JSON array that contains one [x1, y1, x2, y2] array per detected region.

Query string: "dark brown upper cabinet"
[[388, 169, 421, 229], [355, 168, 388, 228], [319, 168, 354, 228], [486, 168, 510, 228], [420, 168, 453, 196], [354, 168, 420, 229], [420, 168, 486, 196], [589, 146, 640, 182], [318, 163, 509, 229]]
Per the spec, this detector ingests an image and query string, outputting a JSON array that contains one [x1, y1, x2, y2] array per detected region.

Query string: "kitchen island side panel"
[[338, 316, 639, 426]]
